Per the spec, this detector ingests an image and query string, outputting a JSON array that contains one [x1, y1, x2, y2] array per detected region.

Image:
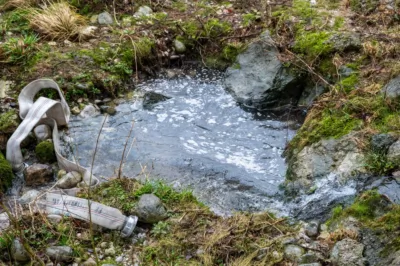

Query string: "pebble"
[[116, 256, 124, 262]]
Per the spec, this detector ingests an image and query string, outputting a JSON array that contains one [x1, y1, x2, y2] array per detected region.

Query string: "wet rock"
[[18, 189, 40, 205], [80, 104, 99, 119], [173, 39, 186, 53], [371, 134, 397, 153], [387, 139, 400, 162], [57, 171, 82, 189], [225, 31, 304, 110], [135, 194, 167, 223], [11, 238, 30, 261], [71, 106, 80, 115], [82, 257, 97, 266], [382, 75, 400, 99], [142, 91, 171, 110], [24, 164, 53, 186], [298, 83, 326, 107], [331, 238, 365, 266], [327, 32, 362, 52], [0, 212, 10, 231], [34, 125, 52, 142], [284, 244, 305, 262], [46, 246, 74, 261], [98, 12, 113, 25], [287, 133, 365, 191], [100, 106, 117, 115], [305, 220, 320, 238], [134, 6, 153, 17]]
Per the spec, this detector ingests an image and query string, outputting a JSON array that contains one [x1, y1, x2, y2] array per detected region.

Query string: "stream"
[[60, 68, 391, 218]]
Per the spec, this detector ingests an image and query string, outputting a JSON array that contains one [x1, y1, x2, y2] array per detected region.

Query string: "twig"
[[285, 48, 333, 89], [118, 119, 135, 178], [88, 114, 108, 263]]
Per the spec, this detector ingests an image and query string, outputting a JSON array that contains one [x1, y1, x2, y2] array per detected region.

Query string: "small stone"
[[64, 40, 72, 46], [98, 12, 113, 25], [299, 263, 322, 266], [24, 164, 53, 187], [104, 245, 116, 256], [305, 220, 320, 238], [173, 39, 186, 53], [80, 104, 99, 119], [34, 124, 52, 142], [47, 214, 62, 224], [134, 6, 153, 17], [57, 171, 82, 189], [46, 246, 74, 262], [0, 212, 10, 231], [57, 169, 67, 179], [80, 26, 97, 37], [106, 106, 116, 115], [300, 252, 319, 264], [94, 99, 102, 105], [18, 189, 40, 205], [11, 238, 30, 261], [103, 98, 112, 103], [71, 106, 80, 115], [382, 75, 400, 99], [284, 244, 305, 262], [100, 242, 108, 249], [82, 257, 97, 266], [135, 194, 167, 223], [116, 256, 124, 262], [331, 238, 365, 266], [371, 134, 397, 153], [102, 264, 116, 266], [48, 41, 57, 46], [90, 15, 98, 24]]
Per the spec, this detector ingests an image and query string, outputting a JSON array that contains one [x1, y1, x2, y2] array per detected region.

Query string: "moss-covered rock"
[[0, 152, 14, 193], [0, 110, 20, 150], [35, 140, 56, 163]]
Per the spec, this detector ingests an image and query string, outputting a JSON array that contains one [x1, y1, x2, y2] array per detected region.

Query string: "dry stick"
[[88, 114, 108, 264], [118, 120, 135, 179], [284, 48, 333, 89], [113, 0, 120, 26]]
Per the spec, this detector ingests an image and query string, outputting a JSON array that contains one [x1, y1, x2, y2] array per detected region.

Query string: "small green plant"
[[365, 151, 396, 176], [0, 152, 14, 193], [242, 12, 260, 27], [2, 34, 38, 64], [151, 221, 170, 238]]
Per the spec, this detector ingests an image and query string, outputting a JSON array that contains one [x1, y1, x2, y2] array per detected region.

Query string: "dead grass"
[[27, 1, 88, 41], [0, 0, 38, 11]]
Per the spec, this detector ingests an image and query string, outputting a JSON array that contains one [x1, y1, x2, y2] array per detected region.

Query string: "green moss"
[[0, 152, 14, 193], [339, 74, 359, 93], [35, 141, 56, 163], [294, 31, 334, 59], [0, 110, 20, 133], [203, 18, 232, 38], [333, 17, 345, 30], [289, 109, 362, 155], [222, 43, 244, 62], [349, 0, 380, 13]]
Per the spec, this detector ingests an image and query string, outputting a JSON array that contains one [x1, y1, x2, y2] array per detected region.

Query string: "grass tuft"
[[27, 2, 88, 41]]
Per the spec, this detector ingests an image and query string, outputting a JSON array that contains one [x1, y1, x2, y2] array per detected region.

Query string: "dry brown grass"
[[28, 2, 88, 41], [0, 0, 38, 11]]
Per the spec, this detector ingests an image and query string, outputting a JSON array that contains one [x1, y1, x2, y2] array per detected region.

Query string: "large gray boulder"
[[224, 31, 304, 109], [135, 194, 167, 223], [287, 133, 365, 188], [382, 75, 400, 99], [330, 238, 366, 266]]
